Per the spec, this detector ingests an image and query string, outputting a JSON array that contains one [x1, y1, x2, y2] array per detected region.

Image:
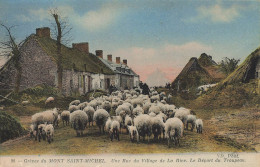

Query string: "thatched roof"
[[0, 35, 115, 75], [198, 53, 217, 67], [172, 53, 227, 90], [34, 35, 114, 74], [172, 57, 213, 89], [220, 46, 260, 86]]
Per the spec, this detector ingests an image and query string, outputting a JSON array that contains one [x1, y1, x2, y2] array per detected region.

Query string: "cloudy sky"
[[0, 0, 259, 86]]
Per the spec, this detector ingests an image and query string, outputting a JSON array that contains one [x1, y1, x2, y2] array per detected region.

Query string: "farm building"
[[98, 54, 140, 90], [172, 53, 225, 91], [0, 27, 139, 95], [221, 47, 260, 85]]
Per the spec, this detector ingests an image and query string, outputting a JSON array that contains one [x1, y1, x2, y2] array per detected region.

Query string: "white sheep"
[[184, 114, 197, 131], [111, 101, 119, 110], [127, 125, 139, 142], [174, 107, 191, 123], [151, 91, 158, 96], [89, 99, 98, 110], [148, 112, 156, 117], [149, 105, 161, 115], [151, 116, 165, 141], [195, 119, 203, 134], [21, 100, 30, 106], [124, 115, 133, 127], [109, 120, 120, 141], [43, 108, 59, 127], [156, 112, 168, 123], [69, 100, 81, 106], [160, 100, 167, 104], [31, 112, 44, 125], [70, 110, 88, 136], [134, 114, 152, 142], [150, 95, 160, 103], [37, 124, 46, 142], [45, 97, 54, 105], [115, 104, 131, 123], [102, 101, 112, 113], [78, 102, 88, 110], [165, 104, 176, 116], [31, 108, 58, 128], [93, 109, 110, 134], [131, 98, 143, 108], [143, 102, 151, 114], [132, 105, 144, 116], [61, 110, 70, 126], [105, 117, 112, 132], [165, 117, 184, 147], [69, 105, 78, 113], [159, 92, 166, 101], [29, 124, 37, 138], [45, 124, 54, 144], [83, 105, 95, 126]]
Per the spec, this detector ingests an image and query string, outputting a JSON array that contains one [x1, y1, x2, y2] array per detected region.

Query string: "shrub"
[[0, 111, 25, 143]]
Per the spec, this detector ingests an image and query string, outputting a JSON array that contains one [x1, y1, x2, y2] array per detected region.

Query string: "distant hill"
[[146, 68, 170, 87]]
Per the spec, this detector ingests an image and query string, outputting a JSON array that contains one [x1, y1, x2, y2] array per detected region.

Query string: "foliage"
[[219, 57, 240, 75], [0, 111, 25, 143], [19, 84, 58, 96]]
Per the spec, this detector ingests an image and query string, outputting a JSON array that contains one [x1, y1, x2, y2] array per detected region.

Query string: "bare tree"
[[49, 8, 72, 96], [0, 23, 24, 93]]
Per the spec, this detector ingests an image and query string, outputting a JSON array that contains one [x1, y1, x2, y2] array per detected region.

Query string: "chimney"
[[116, 57, 120, 64], [36, 27, 50, 38], [72, 42, 89, 54], [96, 50, 103, 59], [107, 54, 112, 62], [123, 59, 127, 65]]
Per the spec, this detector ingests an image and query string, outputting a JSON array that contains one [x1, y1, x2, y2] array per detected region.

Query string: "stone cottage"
[[96, 52, 140, 90], [0, 27, 115, 95]]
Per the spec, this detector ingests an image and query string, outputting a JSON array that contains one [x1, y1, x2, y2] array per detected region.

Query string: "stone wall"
[[19, 37, 57, 90], [0, 36, 57, 91], [62, 70, 92, 96], [120, 74, 134, 90], [134, 76, 140, 87]]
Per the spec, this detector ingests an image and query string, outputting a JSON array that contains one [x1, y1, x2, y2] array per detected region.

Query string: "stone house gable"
[[0, 35, 57, 90]]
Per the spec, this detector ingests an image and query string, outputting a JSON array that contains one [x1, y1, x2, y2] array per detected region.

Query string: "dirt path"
[[206, 108, 259, 151]]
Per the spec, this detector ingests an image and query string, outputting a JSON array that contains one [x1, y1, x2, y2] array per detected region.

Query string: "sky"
[[0, 0, 259, 86]]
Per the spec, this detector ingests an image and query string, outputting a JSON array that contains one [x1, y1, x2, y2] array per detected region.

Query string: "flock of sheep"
[[30, 88, 203, 147]]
